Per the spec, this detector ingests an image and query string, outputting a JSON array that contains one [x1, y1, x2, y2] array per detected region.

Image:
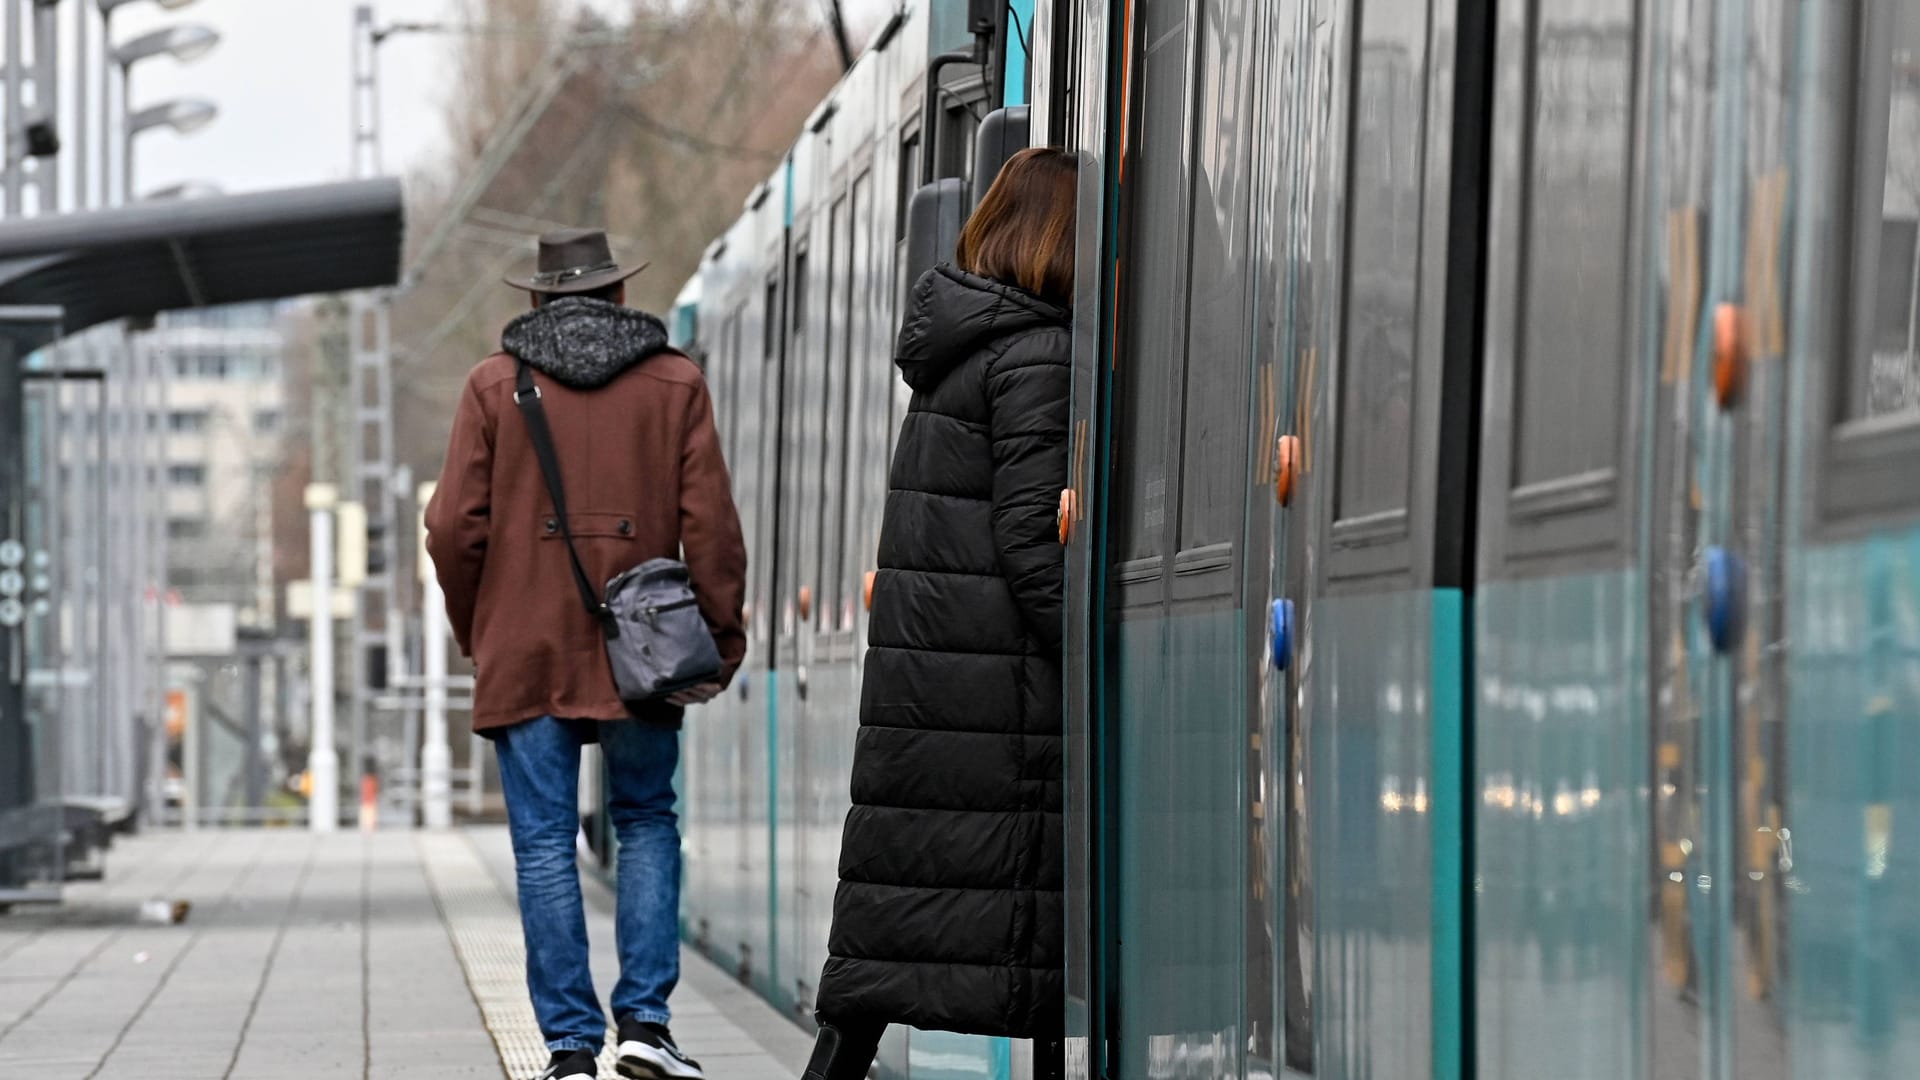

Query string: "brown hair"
[[955, 147, 1078, 305]]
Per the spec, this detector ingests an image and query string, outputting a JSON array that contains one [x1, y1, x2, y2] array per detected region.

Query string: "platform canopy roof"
[[0, 178, 404, 337]]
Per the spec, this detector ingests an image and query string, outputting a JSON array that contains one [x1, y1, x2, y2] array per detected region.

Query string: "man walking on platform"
[[426, 229, 747, 1080]]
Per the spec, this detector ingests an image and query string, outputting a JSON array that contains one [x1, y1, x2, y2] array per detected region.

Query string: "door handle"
[[1270, 599, 1296, 671], [1714, 303, 1746, 409], [1275, 434, 1301, 506], [1705, 546, 1745, 654]]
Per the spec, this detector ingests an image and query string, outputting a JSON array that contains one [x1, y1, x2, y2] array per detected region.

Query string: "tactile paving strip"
[[418, 832, 616, 1079]]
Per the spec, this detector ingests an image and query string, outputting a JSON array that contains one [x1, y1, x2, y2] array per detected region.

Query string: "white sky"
[[98, 0, 894, 199]]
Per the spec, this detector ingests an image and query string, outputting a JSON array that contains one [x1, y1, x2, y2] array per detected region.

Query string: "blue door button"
[[1706, 546, 1746, 654], [1270, 599, 1296, 672]]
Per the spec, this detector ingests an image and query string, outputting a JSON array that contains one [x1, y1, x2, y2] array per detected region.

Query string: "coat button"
[[618, 519, 633, 536], [545, 518, 558, 534]]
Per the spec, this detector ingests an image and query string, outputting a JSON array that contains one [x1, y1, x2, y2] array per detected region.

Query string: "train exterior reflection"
[[615, 1, 1920, 1079]]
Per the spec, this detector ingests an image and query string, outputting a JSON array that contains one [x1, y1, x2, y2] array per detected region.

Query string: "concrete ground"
[[0, 826, 810, 1079]]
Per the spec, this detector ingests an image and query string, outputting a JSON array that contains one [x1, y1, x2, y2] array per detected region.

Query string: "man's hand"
[[665, 682, 724, 707]]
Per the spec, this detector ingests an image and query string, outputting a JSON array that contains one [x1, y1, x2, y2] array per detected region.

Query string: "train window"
[[792, 245, 810, 337], [1333, 25, 1424, 527], [811, 203, 842, 631], [1109, 0, 1189, 569], [822, 193, 856, 633], [844, 172, 876, 631], [726, 308, 745, 469], [936, 88, 984, 182], [785, 234, 818, 643], [897, 131, 922, 242], [1175, 12, 1254, 568], [764, 277, 781, 362], [1842, 0, 1920, 425], [1812, 0, 1920, 524], [1509, 4, 1633, 492]]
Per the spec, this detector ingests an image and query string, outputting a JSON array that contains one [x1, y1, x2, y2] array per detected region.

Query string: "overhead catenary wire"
[[606, 100, 782, 162]]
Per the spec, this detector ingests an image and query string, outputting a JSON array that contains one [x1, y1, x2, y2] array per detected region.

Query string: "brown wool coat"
[[424, 349, 747, 733]]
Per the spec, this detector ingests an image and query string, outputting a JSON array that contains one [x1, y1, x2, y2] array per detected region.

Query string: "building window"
[[253, 409, 282, 435], [168, 409, 210, 433], [167, 518, 208, 540], [168, 464, 207, 487]]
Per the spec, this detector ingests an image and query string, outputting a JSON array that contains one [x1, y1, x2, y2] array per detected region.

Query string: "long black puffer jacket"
[[814, 265, 1070, 1038]]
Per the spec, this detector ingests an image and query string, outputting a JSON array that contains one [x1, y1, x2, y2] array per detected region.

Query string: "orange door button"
[[1275, 434, 1301, 507], [863, 570, 876, 612], [797, 586, 813, 622], [1714, 302, 1745, 409], [1058, 488, 1079, 544]]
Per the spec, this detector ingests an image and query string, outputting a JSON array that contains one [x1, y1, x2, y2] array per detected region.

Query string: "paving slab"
[[0, 827, 809, 1080]]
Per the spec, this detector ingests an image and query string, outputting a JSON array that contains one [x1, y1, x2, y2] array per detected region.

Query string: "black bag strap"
[[514, 361, 621, 639]]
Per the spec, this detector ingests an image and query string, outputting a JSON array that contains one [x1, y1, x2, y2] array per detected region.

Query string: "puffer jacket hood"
[[500, 296, 670, 390], [895, 264, 1070, 393]]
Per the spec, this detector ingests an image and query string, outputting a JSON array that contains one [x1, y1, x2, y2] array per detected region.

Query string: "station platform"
[[0, 827, 811, 1079]]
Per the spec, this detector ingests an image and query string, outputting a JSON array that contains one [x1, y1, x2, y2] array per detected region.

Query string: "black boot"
[[801, 1021, 884, 1080]]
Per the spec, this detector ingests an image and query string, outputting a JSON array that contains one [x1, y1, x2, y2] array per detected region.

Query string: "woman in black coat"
[[802, 147, 1077, 1080]]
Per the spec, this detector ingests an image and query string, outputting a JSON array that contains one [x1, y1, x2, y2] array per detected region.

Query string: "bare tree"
[[388, 0, 842, 484]]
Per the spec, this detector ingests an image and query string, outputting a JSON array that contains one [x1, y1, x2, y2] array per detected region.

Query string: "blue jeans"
[[494, 716, 682, 1053]]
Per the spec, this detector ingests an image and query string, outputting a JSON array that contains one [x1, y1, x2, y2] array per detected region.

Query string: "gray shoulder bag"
[[514, 361, 723, 703]]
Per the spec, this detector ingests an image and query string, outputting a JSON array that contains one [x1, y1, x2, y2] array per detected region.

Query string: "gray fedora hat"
[[504, 228, 649, 295]]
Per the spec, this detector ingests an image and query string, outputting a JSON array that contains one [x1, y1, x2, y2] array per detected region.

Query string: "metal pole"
[[243, 652, 263, 810], [30, 0, 57, 212], [306, 484, 339, 832], [73, 0, 87, 209], [5, 0, 24, 216], [120, 64, 131, 205], [124, 327, 148, 816], [418, 482, 450, 829], [100, 10, 113, 207]]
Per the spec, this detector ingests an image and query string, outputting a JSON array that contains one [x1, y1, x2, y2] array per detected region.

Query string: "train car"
[[637, 1, 1920, 1079], [1053, 0, 1920, 1078]]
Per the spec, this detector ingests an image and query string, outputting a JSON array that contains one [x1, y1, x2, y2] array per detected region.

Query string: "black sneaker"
[[616, 1018, 704, 1080], [537, 1048, 598, 1079]]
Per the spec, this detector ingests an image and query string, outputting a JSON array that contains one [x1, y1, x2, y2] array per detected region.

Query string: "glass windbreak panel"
[[1511, 1, 1634, 489], [1335, 2, 1428, 522], [1110, 0, 1190, 566], [1846, 0, 1920, 422], [2, 358, 67, 895]]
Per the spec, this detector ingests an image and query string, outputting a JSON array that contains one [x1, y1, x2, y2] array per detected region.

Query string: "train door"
[[1778, 1, 1920, 1073], [791, 173, 859, 1019], [1093, 0, 1266, 1070], [0, 309, 67, 904], [1268, 1, 1484, 1078], [776, 174, 823, 1013], [780, 181, 833, 1014], [1471, 0, 1664, 1076], [742, 238, 784, 998]]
